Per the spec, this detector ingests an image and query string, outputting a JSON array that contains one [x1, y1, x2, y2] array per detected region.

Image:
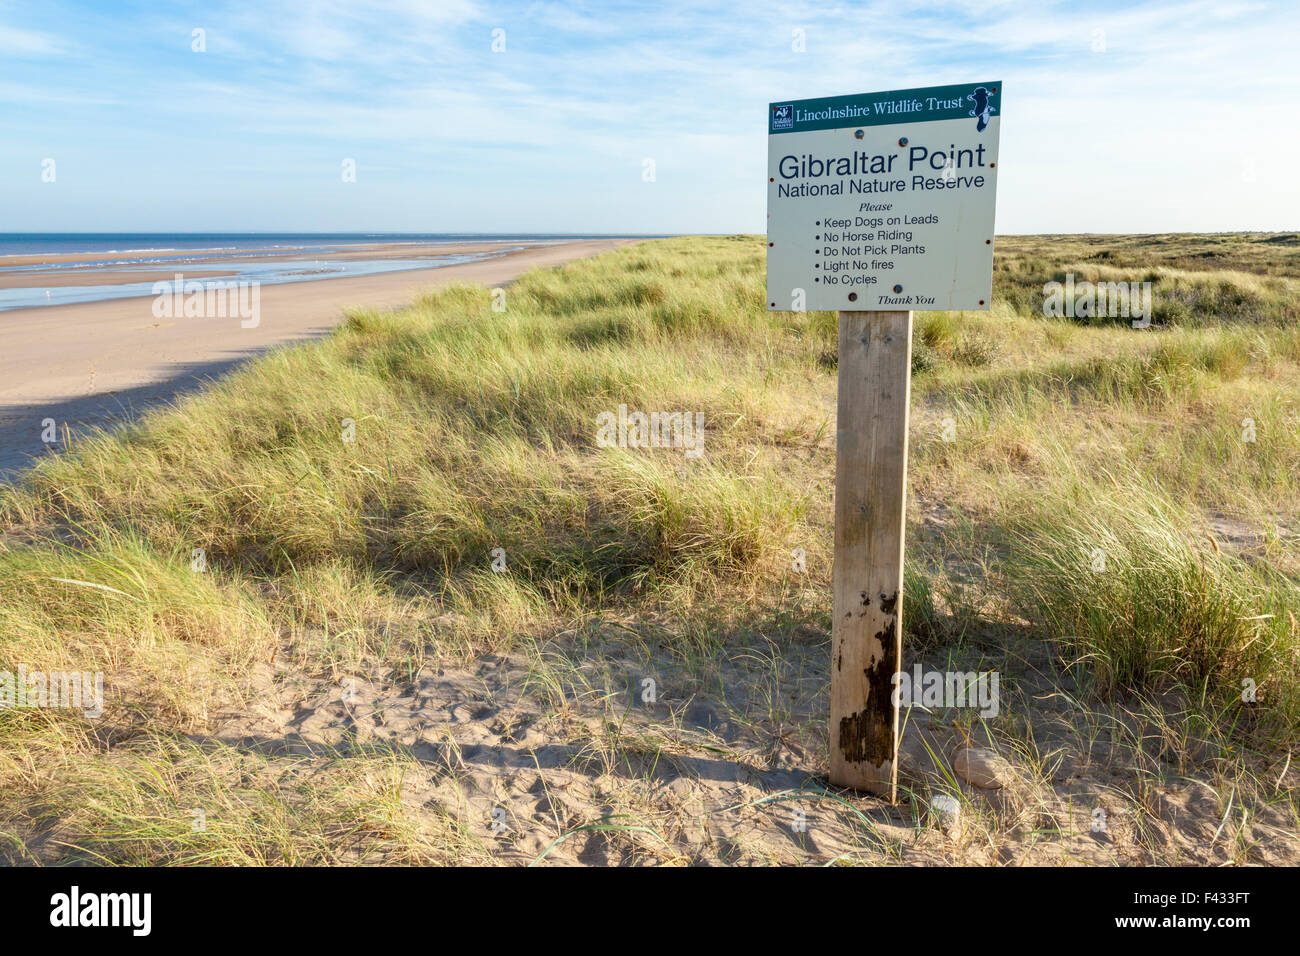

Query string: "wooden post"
[[829, 309, 912, 800]]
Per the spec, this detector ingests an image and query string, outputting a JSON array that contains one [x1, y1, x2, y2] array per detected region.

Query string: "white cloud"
[[0, 0, 1296, 231], [0, 23, 66, 56]]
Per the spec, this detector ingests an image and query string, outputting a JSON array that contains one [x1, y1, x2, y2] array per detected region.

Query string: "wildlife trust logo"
[[968, 86, 995, 132], [771, 103, 794, 130]]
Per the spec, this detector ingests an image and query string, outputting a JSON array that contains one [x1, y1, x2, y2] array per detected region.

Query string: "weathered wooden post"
[[766, 82, 1001, 800], [829, 308, 911, 799]]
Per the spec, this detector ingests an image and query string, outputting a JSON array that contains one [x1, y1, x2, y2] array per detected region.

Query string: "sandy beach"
[[0, 238, 638, 478]]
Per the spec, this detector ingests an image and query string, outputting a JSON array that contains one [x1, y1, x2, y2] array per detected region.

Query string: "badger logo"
[[772, 104, 793, 130], [968, 86, 995, 132]]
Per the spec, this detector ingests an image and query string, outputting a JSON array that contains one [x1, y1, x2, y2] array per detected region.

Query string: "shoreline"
[[0, 237, 642, 479], [0, 240, 554, 300], [0, 236, 625, 269]]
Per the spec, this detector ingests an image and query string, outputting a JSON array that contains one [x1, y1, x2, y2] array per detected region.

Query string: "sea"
[[0, 233, 649, 311]]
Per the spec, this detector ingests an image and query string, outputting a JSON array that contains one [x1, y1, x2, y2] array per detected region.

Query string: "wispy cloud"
[[0, 0, 1295, 232], [0, 22, 68, 56]]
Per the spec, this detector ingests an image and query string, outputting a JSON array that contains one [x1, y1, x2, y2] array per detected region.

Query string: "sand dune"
[[0, 238, 638, 479]]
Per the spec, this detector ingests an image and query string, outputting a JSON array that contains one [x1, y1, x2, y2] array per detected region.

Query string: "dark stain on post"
[[880, 590, 898, 616], [837, 617, 899, 765], [873, 616, 896, 648]]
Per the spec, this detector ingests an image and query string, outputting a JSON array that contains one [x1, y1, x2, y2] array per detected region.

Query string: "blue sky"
[[2, 0, 1296, 233]]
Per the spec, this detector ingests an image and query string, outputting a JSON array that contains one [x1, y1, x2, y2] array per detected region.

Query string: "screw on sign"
[[766, 83, 1003, 798]]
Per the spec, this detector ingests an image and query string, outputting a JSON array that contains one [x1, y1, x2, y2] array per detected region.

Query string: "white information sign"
[[767, 82, 1002, 312]]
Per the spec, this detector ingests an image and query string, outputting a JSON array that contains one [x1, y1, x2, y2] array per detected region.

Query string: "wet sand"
[[0, 240, 555, 291], [0, 239, 537, 272], [0, 238, 640, 479], [0, 268, 238, 291]]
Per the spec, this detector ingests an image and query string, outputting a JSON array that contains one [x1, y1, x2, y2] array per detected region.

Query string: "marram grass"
[[0, 233, 1297, 864]]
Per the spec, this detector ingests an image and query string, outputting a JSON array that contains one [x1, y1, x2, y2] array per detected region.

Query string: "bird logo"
[[968, 87, 995, 132]]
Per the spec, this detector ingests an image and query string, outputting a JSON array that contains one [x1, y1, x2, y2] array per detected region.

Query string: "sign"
[[767, 82, 1002, 312]]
